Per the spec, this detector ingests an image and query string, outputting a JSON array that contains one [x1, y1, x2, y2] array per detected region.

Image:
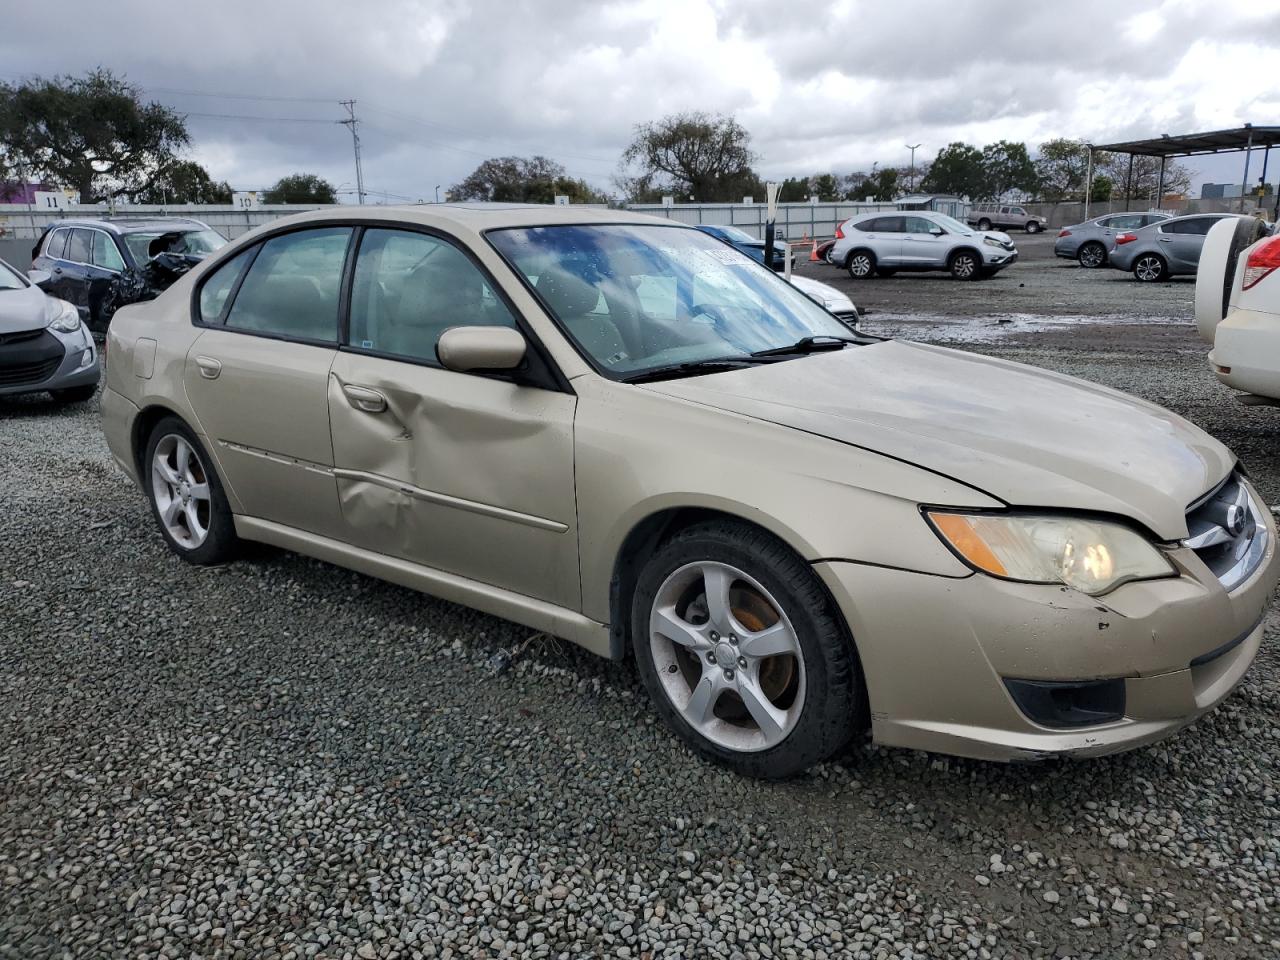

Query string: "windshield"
[[488, 224, 854, 379], [122, 228, 226, 263], [0, 260, 27, 290], [711, 225, 757, 244], [932, 214, 973, 233]]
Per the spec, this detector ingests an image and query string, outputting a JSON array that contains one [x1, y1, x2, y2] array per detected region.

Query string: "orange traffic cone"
[[808, 240, 820, 262]]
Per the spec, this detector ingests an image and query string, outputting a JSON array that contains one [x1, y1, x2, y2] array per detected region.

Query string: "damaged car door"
[[327, 226, 580, 609]]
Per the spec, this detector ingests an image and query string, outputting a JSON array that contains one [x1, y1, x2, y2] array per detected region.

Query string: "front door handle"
[[342, 383, 387, 413], [53, 267, 63, 275], [194, 355, 222, 379]]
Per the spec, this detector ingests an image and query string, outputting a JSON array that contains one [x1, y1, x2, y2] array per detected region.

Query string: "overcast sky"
[[4, 0, 1279, 202]]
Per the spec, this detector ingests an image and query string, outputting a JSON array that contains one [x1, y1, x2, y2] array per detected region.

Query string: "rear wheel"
[[631, 521, 863, 779], [846, 250, 876, 279], [977, 218, 992, 230], [143, 417, 239, 565], [1133, 254, 1167, 282], [1077, 242, 1106, 269], [950, 250, 981, 280]]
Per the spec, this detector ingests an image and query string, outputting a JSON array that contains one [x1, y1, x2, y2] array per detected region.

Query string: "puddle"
[[859, 312, 1191, 344]]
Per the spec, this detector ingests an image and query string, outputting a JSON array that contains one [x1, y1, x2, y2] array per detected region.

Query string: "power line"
[[143, 86, 335, 104], [179, 110, 334, 124]]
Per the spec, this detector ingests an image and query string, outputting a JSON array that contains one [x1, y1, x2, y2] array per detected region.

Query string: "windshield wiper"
[[621, 358, 762, 384], [750, 335, 859, 358]]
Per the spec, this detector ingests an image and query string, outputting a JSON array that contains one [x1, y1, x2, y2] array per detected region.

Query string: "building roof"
[[1093, 125, 1280, 158]]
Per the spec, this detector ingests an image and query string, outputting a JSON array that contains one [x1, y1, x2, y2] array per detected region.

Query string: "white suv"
[[829, 211, 1018, 281], [1195, 216, 1279, 405]]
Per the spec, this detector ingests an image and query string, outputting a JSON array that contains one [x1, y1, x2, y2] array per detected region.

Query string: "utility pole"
[[339, 99, 366, 205], [905, 144, 921, 192]]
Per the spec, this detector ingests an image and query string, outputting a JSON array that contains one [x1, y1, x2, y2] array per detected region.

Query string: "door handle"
[[194, 355, 222, 379], [342, 383, 387, 413], [1158, 237, 1173, 243], [53, 267, 63, 274]]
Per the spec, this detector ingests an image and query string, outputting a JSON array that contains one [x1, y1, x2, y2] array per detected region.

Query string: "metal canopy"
[[1093, 125, 1280, 158]]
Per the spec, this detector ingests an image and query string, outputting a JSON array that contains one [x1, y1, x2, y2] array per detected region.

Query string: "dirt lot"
[[1, 235, 1278, 960]]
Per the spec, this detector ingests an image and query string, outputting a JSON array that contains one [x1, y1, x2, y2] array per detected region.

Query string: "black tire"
[[846, 250, 876, 279], [49, 383, 97, 404], [142, 416, 239, 565], [630, 520, 864, 779], [977, 218, 992, 230], [1025, 221, 1041, 234], [1219, 217, 1271, 318], [949, 249, 982, 280], [1077, 242, 1107, 269], [1132, 253, 1167, 282]]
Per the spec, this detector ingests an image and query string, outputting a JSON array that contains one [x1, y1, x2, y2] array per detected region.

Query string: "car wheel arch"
[[843, 247, 875, 269], [948, 246, 983, 267]]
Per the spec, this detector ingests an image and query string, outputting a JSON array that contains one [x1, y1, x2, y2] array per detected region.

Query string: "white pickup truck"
[[1195, 216, 1280, 406]]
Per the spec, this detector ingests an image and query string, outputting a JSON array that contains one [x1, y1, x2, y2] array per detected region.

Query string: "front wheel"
[[1133, 254, 1167, 282], [846, 251, 876, 279], [977, 218, 992, 230], [1025, 221, 1041, 234], [1077, 242, 1106, 269], [950, 250, 981, 280], [143, 417, 239, 565], [631, 521, 863, 779]]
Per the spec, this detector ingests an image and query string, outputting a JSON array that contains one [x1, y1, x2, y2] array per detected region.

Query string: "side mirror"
[[27, 269, 52, 290], [437, 326, 527, 373], [929, 227, 945, 236]]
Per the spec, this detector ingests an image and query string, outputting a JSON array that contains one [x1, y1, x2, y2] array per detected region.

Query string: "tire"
[[949, 250, 982, 280], [630, 520, 863, 779], [1077, 242, 1107, 269], [1219, 217, 1270, 317], [49, 384, 97, 404], [824, 247, 835, 265], [143, 416, 239, 565], [977, 218, 992, 230], [1025, 221, 1041, 234], [846, 250, 876, 279], [1133, 254, 1167, 282]]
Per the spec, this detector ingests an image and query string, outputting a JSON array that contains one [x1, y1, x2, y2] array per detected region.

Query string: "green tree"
[[0, 68, 188, 202], [450, 156, 608, 204], [263, 173, 337, 204], [920, 142, 986, 198], [982, 140, 1038, 199], [777, 176, 808, 202], [619, 112, 758, 202], [133, 160, 232, 204], [810, 173, 840, 201], [1090, 174, 1113, 202], [1035, 138, 1097, 201], [1101, 154, 1191, 202]]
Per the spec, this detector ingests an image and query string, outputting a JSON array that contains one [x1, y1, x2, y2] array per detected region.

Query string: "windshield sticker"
[[703, 247, 753, 266]]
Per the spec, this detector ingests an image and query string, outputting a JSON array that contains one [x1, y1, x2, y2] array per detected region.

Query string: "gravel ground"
[[2, 237, 1278, 959]]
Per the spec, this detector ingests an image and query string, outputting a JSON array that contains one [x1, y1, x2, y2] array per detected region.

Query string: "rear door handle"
[[1158, 237, 1173, 243], [342, 383, 387, 413], [194, 355, 222, 379]]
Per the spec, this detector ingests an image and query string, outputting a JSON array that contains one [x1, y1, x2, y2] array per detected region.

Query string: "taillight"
[[1114, 232, 1137, 245], [1058, 229, 1071, 238], [834, 223, 845, 240], [1242, 235, 1280, 290]]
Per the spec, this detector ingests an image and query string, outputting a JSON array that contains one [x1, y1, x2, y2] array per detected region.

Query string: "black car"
[[31, 218, 226, 332]]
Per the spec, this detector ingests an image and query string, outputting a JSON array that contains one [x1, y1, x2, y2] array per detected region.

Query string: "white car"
[[1195, 217, 1280, 405], [789, 274, 859, 328], [828, 211, 1018, 281]]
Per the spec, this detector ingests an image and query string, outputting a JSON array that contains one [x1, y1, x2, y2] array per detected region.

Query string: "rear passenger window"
[[348, 228, 517, 363], [224, 228, 351, 342], [66, 229, 92, 264], [198, 248, 255, 325], [44, 228, 69, 259]]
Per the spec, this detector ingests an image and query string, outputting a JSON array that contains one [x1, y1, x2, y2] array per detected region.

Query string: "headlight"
[[983, 237, 1005, 248], [46, 299, 81, 334], [926, 511, 1174, 595]]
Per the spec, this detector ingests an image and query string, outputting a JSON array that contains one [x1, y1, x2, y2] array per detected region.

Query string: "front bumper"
[[0, 324, 100, 397], [984, 250, 1017, 269], [815, 500, 1278, 762]]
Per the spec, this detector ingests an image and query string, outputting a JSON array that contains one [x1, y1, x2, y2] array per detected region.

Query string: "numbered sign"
[[232, 191, 261, 210]]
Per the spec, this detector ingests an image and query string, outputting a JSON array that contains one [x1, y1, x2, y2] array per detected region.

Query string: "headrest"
[[537, 268, 601, 317]]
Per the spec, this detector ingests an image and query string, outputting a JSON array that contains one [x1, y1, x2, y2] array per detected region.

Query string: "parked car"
[[102, 205, 1276, 778], [829, 211, 1017, 280], [1195, 216, 1279, 404], [0, 257, 99, 403], [815, 238, 836, 264], [694, 224, 786, 270], [789, 274, 859, 329], [1107, 213, 1250, 282], [1054, 212, 1171, 268], [966, 202, 1048, 233], [31, 217, 227, 332]]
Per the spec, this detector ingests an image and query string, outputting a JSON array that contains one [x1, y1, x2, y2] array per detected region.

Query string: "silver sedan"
[[0, 259, 100, 403], [1054, 212, 1170, 268]]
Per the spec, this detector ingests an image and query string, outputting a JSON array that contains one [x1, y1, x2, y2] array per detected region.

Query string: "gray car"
[[1054, 212, 1170, 268], [0, 258, 100, 403], [1107, 213, 1255, 282], [829, 211, 1017, 280]]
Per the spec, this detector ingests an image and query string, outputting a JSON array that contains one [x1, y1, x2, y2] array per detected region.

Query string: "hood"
[[643, 340, 1232, 539], [0, 284, 52, 335], [790, 275, 857, 315]]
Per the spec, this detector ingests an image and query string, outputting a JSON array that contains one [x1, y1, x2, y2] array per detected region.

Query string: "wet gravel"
[[2, 238, 1278, 959]]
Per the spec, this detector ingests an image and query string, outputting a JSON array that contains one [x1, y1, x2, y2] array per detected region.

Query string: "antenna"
[[339, 99, 366, 205]]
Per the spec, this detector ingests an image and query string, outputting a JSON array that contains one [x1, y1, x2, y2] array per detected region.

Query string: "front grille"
[[0, 356, 61, 386], [0, 329, 64, 387], [1184, 472, 1268, 592], [0, 328, 45, 346]]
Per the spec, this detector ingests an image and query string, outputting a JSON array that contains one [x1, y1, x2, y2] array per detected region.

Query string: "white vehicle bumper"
[[1209, 307, 1280, 401]]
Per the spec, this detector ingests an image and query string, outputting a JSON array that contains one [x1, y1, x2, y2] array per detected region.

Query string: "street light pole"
[[905, 144, 921, 192]]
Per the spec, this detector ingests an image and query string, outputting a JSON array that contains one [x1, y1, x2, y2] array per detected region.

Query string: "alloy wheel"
[[151, 434, 212, 549], [952, 253, 977, 279], [1078, 244, 1105, 268], [848, 254, 873, 278], [648, 561, 806, 753], [1135, 256, 1164, 282]]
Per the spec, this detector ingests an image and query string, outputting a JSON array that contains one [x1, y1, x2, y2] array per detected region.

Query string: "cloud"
[[1, 0, 1275, 198]]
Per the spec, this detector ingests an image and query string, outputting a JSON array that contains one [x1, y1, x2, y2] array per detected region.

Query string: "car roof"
[[44, 217, 210, 234], [250, 202, 673, 233]]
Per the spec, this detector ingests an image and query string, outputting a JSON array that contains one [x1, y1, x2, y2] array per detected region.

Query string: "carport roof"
[[1092, 125, 1280, 158]]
